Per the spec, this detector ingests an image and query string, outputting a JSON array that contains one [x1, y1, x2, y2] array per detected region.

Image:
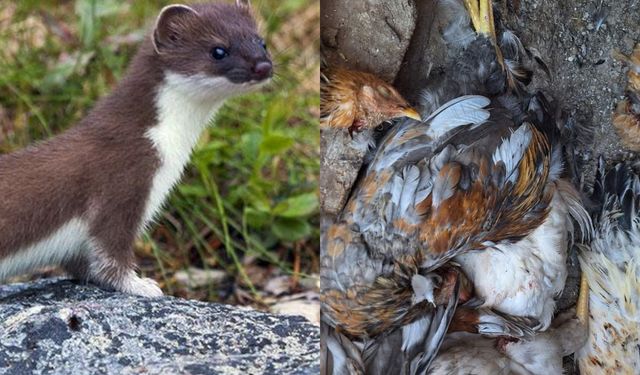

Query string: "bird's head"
[[360, 83, 422, 124]]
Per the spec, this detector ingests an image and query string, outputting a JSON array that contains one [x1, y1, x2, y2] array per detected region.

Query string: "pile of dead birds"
[[319, 0, 640, 374]]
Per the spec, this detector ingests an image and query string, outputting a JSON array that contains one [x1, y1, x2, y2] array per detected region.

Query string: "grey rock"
[[320, 128, 371, 217], [320, 0, 417, 82], [0, 279, 319, 375]]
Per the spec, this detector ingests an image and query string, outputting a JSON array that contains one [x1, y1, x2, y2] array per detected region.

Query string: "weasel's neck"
[[142, 72, 226, 227]]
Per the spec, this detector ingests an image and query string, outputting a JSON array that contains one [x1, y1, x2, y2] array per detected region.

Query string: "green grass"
[[0, 0, 319, 304]]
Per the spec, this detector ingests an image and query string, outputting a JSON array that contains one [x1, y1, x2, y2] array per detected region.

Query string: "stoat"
[[0, 1, 272, 297]]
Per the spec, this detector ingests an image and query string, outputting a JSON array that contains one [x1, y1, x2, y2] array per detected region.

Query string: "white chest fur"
[[142, 73, 234, 228]]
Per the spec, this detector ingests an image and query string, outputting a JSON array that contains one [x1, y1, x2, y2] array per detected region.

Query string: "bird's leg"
[[478, 0, 493, 37], [464, 0, 482, 33], [464, 0, 505, 70], [576, 272, 589, 323]]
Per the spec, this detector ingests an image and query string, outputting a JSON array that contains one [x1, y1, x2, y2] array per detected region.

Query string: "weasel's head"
[[152, 1, 272, 99]]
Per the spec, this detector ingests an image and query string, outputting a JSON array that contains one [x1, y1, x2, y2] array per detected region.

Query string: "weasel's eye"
[[211, 47, 229, 60], [260, 39, 267, 51]]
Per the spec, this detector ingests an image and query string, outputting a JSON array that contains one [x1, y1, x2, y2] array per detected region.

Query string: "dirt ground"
[[321, 0, 639, 373]]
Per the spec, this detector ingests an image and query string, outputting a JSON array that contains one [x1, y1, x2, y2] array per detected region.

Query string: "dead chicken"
[[321, 67, 421, 134], [577, 159, 640, 374], [321, 0, 591, 373], [612, 43, 640, 151]]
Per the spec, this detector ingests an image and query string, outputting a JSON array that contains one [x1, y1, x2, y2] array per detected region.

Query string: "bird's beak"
[[401, 107, 422, 122]]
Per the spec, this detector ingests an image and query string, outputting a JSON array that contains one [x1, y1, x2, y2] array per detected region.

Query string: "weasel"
[[0, 1, 272, 297]]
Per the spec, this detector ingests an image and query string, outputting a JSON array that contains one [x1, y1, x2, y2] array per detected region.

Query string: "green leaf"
[[75, 0, 124, 48], [272, 217, 311, 241], [272, 192, 318, 218], [261, 99, 286, 133], [193, 140, 227, 164], [241, 131, 262, 159], [244, 207, 270, 228], [259, 133, 294, 155], [177, 184, 208, 198]]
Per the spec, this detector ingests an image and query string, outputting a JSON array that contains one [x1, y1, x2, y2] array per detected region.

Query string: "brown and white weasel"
[[0, 1, 272, 297]]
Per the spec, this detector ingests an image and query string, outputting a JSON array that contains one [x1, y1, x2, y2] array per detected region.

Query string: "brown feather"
[[320, 67, 419, 131], [612, 43, 640, 151]]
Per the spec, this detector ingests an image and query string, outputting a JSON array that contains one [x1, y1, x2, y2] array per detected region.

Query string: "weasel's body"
[[0, 1, 272, 296]]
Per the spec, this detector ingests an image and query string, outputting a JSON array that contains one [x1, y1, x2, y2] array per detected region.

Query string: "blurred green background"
[[0, 0, 319, 311]]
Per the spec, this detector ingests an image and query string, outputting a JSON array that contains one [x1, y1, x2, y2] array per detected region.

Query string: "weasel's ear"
[[236, 0, 251, 9], [153, 4, 198, 54]]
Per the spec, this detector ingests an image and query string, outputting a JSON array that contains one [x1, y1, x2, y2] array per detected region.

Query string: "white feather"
[[492, 124, 532, 184], [402, 317, 430, 352], [412, 274, 436, 305], [454, 191, 572, 330], [426, 95, 491, 139], [577, 199, 640, 373]]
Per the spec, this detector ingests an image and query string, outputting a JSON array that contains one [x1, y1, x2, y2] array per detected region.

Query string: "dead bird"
[[321, 67, 421, 134], [319, 65, 421, 216], [577, 159, 640, 374], [321, 0, 590, 373], [612, 43, 640, 151], [429, 306, 588, 375]]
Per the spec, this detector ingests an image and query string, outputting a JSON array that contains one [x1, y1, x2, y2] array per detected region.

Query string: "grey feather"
[[426, 95, 491, 139], [438, 0, 475, 49], [491, 124, 532, 184], [432, 165, 459, 208], [398, 166, 421, 216]]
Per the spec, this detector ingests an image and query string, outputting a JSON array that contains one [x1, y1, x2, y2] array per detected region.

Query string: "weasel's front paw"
[[120, 275, 163, 298]]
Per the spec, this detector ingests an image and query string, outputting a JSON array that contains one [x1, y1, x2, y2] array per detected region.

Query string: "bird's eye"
[[377, 86, 390, 98], [211, 47, 229, 60], [259, 39, 267, 51]]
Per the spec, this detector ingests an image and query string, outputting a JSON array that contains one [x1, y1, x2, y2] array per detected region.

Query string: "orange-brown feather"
[[447, 307, 480, 334], [320, 67, 417, 130], [321, 254, 462, 338], [612, 43, 640, 151], [323, 122, 555, 340]]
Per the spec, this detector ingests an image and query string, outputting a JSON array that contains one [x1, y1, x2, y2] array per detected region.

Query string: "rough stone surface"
[[320, 128, 371, 217], [320, 0, 417, 81], [0, 279, 319, 375]]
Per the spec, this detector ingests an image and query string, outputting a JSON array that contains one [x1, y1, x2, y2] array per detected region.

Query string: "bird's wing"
[[577, 159, 640, 373], [363, 272, 460, 375], [368, 95, 492, 173], [321, 247, 462, 375], [321, 230, 536, 375], [346, 97, 555, 270]]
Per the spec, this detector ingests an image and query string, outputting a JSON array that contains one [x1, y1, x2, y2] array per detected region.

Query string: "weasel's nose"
[[253, 61, 273, 80]]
